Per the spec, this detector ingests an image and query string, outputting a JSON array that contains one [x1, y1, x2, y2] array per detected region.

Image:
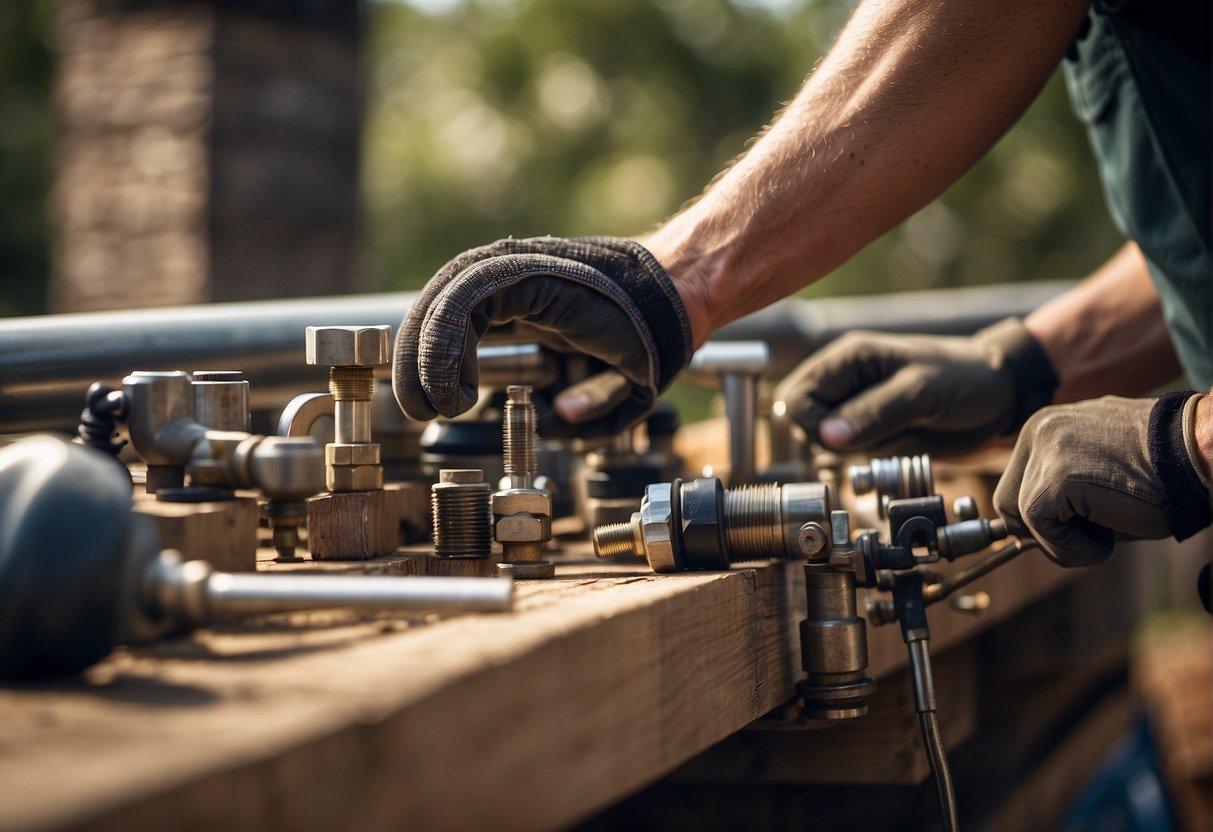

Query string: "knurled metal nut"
[[326, 442, 381, 466], [328, 464, 384, 492], [305, 325, 391, 367], [494, 512, 550, 543], [491, 489, 551, 518]]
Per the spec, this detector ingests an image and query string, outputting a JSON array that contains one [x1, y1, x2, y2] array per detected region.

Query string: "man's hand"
[[393, 236, 693, 438], [777, 318, 1057, 457], [994, 393, 1213, 566]]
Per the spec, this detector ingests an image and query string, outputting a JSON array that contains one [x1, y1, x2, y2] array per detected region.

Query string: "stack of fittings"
[[305, 325, 391, 493], [431, 469, 492, 559], [118, 370, 325, 563], [493, 385, 554, 579]]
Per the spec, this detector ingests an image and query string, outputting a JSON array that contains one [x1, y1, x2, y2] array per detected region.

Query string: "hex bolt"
[[305, 325, 391, 492], [593, 477, 831, 572], [432, 469, 492, 558], [493, 385, 554, 579]]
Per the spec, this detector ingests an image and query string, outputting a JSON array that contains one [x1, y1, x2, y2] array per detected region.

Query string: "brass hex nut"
[[494, 512, 551, 543], [327, 463, 384, 492], [305, 325, 391, 367], [325, 442, 381, 466], [491, 489, 551, 519], [492, 488, 552, 544]]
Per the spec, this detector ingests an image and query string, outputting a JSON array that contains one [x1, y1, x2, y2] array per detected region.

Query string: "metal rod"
[[722, 373, 757, 485], [923, 538, 1037, 605], [202, 572, 514, 618]]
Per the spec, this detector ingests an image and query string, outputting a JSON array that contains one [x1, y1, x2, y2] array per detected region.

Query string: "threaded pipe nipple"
[[329, 366, 375, 401], [724, 483, 784, 560], [594, 520, 640, 559]]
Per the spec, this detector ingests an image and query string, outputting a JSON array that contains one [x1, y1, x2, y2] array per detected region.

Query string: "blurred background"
[[1, 0, 1122, 320]]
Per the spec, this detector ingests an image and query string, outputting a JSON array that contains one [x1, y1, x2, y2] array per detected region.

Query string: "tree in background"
[[0, 0, 53, 316], [365, 0, 1121, 297]]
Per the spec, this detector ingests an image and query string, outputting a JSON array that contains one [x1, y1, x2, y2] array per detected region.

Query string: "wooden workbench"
[[0, 530, 1086, 832]]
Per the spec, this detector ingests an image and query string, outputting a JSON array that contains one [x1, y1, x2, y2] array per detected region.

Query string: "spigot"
[[305, 325, 391, 492]]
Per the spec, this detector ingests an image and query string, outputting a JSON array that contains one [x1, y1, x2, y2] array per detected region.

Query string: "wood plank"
[[0, 561, 800, 832], [134, 494, 260, 572]]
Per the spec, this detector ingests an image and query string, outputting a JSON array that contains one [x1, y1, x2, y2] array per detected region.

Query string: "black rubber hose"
[[918, 710, 959, 832]]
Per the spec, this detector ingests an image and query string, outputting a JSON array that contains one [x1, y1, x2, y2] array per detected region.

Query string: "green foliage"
[[365, 0, 1120, 295], [0, 0, 53, 316]]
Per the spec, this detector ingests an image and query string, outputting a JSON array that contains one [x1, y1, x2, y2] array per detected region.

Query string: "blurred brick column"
[[52, 0, 364, 312]]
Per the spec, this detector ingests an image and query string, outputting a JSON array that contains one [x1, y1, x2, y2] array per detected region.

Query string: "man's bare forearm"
[[644, 0, 1090, 347], [1026, 242, 1181, 403]]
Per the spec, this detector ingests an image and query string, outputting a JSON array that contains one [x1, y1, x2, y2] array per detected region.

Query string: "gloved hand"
[[393, 236, 693, 438], [994, 392, 1212, 566], [777, 318, 1058, 456]]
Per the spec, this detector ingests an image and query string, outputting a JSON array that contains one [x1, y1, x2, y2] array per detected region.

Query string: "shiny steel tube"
[[722, 372, 757, 485], [0, 293, 416, 433], [334, 399, 371, 444], [201, 572, 514, 618], [1, 282, 1070, 433], [715, 280, 1072, 377]]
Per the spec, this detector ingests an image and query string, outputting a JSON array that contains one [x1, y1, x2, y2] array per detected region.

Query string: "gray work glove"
[[393, 236, 693, 438], [777, 318, 1058, 457], [994, 392, 1212, 567]]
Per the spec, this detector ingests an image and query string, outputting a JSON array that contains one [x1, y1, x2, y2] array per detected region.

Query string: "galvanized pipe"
[[0, 293, 415, 433], [0, 282, 1071, 433]]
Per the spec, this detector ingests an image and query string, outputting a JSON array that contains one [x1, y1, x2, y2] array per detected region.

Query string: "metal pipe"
[[0, 281, 1071, 433], [201, 572, 514, 618], [0, 293, 416, 433], [722, 372, 757, 484], [715, 280, 1072, 377]]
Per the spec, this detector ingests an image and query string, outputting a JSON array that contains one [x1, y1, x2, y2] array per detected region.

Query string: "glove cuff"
[[1148, 391, 1213, 541], [576, 237, 694, 389], [974, 317, 1059, 433]]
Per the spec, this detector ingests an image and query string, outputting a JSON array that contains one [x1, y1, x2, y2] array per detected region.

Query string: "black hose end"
[[0, 437, 133, 677]]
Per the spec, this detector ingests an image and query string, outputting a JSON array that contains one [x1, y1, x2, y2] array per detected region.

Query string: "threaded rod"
[[329, 366, 375, 401], [503, 385, 537, 489], [594, 521, 640, 559]]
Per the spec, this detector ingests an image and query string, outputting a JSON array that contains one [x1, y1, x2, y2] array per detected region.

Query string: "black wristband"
[[1148, 391, 1213, 541], [975, 318, 1060, 433]]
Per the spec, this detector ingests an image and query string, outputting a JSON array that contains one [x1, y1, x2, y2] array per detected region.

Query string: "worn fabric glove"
[[777, 318, 1059, 457], [393, 236, 693, 438], [994, 392, 1213, 567]]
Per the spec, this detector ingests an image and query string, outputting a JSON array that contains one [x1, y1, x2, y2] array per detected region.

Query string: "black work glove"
[[776, 318, 1058, 457], [994, 392, 1213, 566], [393, 236, 693, 438]]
